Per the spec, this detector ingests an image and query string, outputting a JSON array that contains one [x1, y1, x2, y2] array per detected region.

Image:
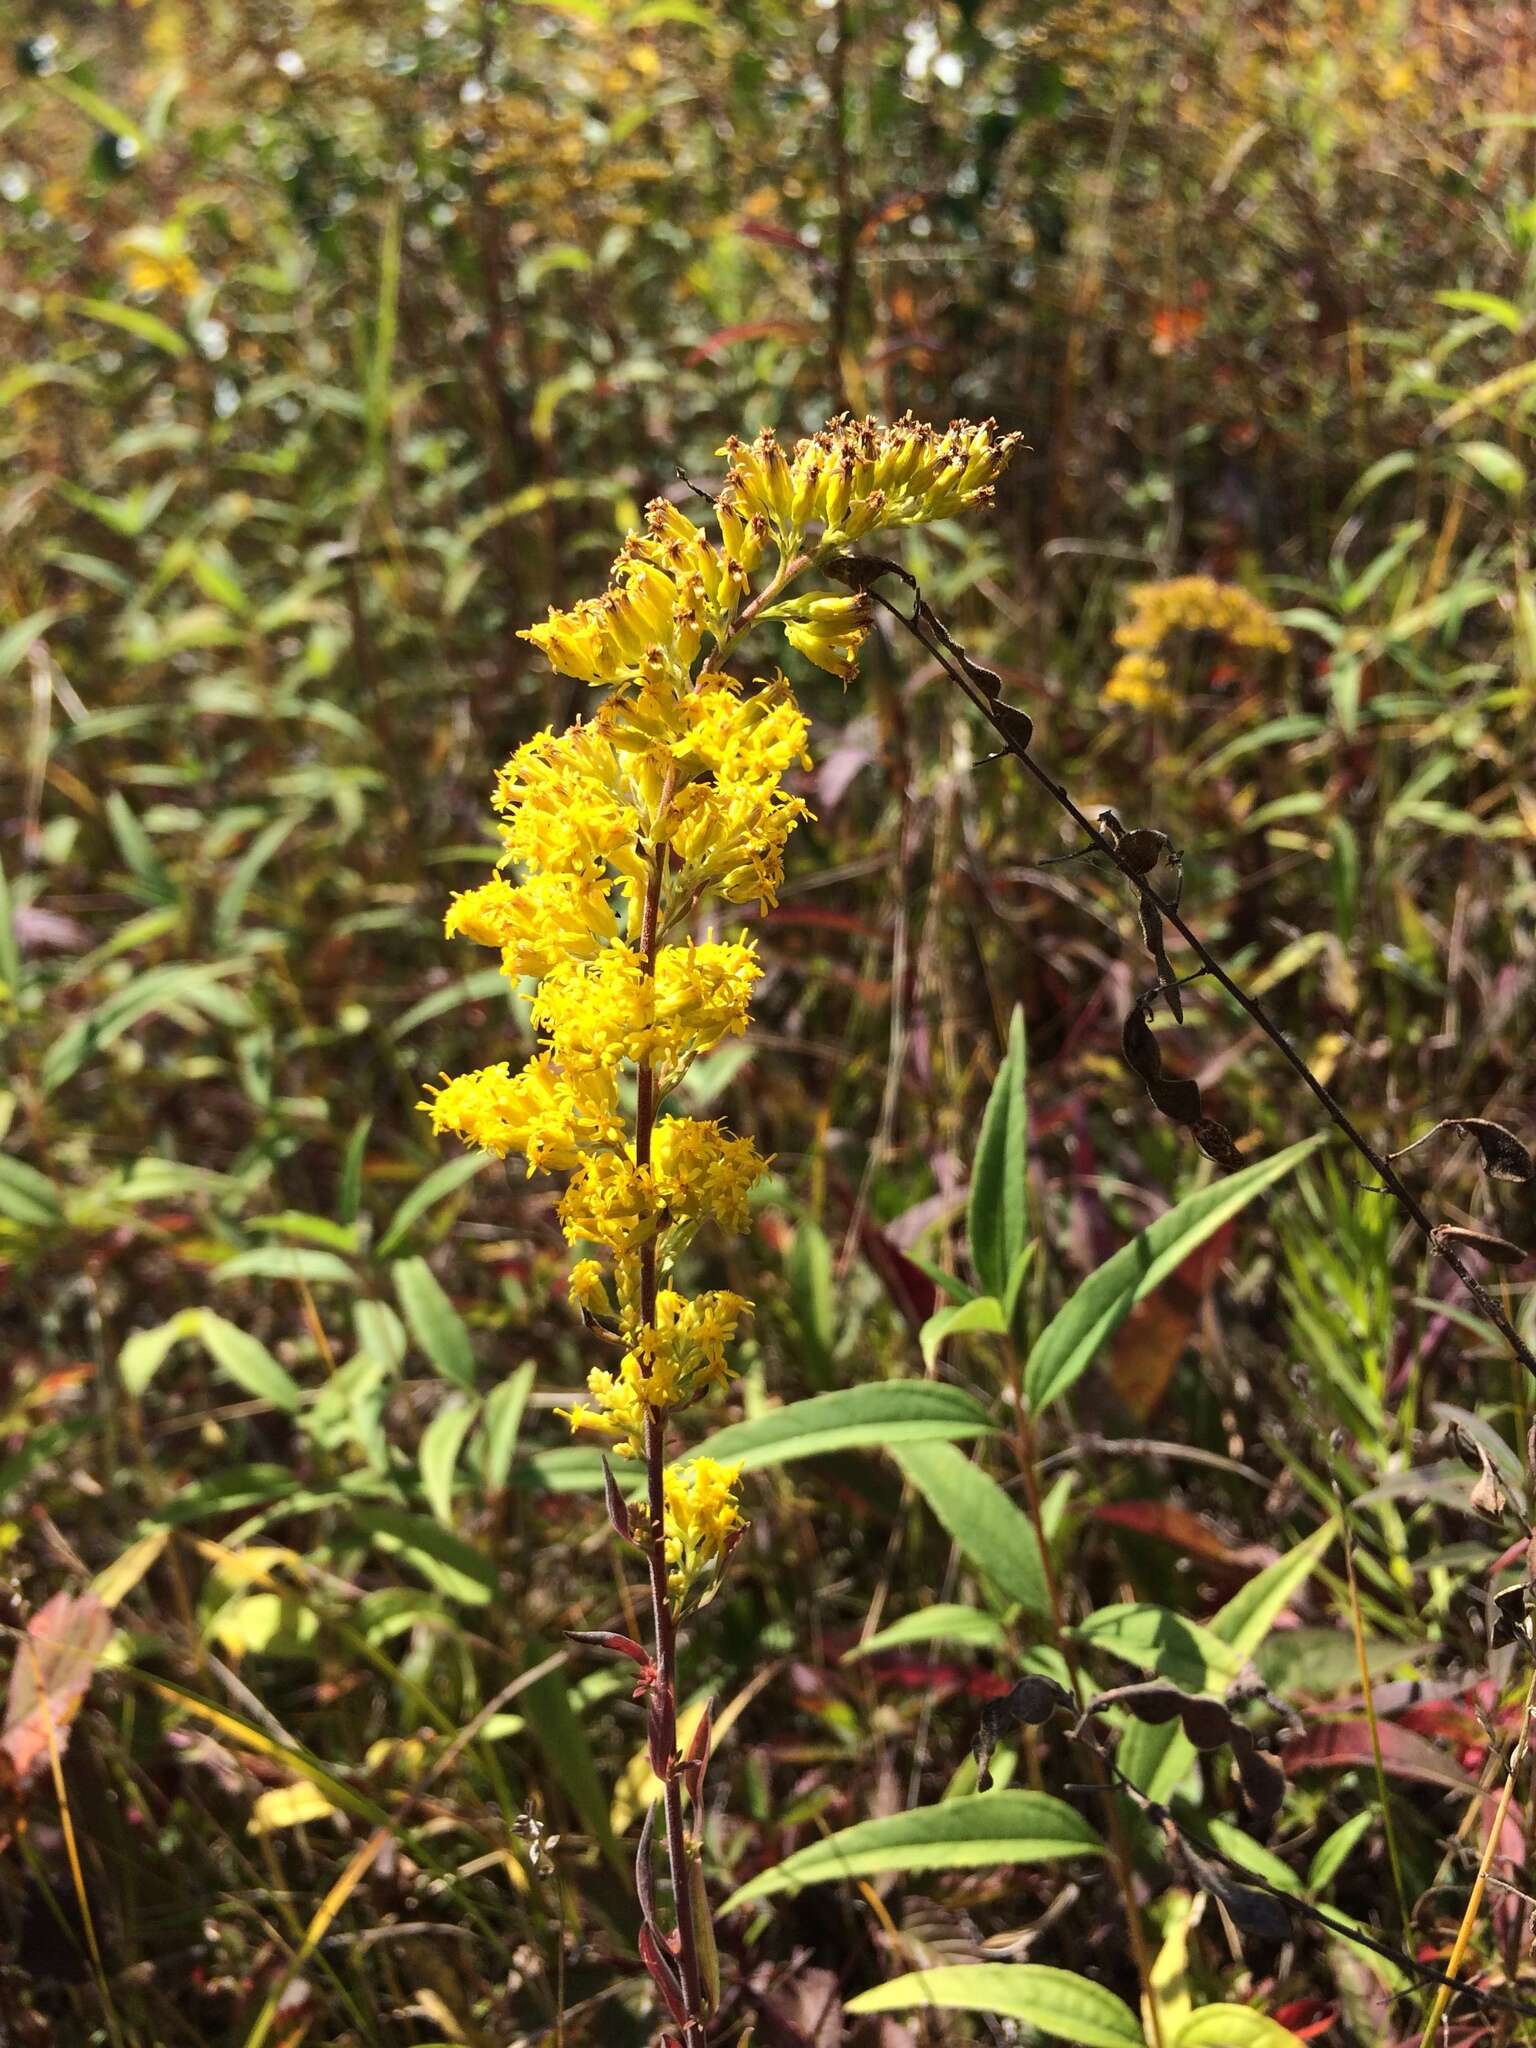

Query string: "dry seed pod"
[[1122, 1005, 1163, 1083], [1433, 1223, 1531, 1268], [1193, 1117, 1243, 1170], [1147, 1073, 1204, 1126], [1137, 896, 1183, 1021], [1118, 827, 1170, 876], [991, 700, 1034, 751], [1391, 1117, 1535, 1186]]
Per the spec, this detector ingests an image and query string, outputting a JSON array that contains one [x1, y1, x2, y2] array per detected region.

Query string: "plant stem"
[[1011, 1383, 1165, 2048], [635, 807, 709, 2047], [861, 572, 1536, 1388]]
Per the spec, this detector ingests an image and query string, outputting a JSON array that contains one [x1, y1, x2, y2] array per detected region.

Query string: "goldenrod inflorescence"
[[1103, 573, 1290, 714], [424, 412, 1017, 1609]]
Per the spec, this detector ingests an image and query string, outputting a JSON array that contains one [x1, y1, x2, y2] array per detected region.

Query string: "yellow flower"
[[420, 1056, 620, 1172], [560, 1294, 750, 1452], [653, 1117, 767, 1235], [1103, 575, 1289, 714], [662, 1457, 746, 1607], [445, 868, 618, 978], [531, 939, 761, 1076]]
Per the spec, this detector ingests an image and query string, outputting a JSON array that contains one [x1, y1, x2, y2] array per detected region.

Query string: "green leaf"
[[724, 1791, 1103, 1908], [1454, 439, 1526, 497], [968, 1005, 1029, 1299], [694, 1382, 994, 1473], [197, 1311, 303, 1413], [349, 1507, 495, 1605], [213, 813, 301, 945], [1173, 2006, 1307, 2047], [215, 1247, 357, 1287], [47, 75, 148, 146], [353, 1299, 407, 1371], [919, 1293, 1006, 1368], [393, 1258, 477, 1390], [1432, 288, 1523, 332], [846, 1964, 1142, 2045], [842, 1604, 1007, 1662], [0, 849, 20, 998], [375, 1150, 492, 1259], [895, 1441, 1046, 1614], [475, 1363, 537, 1490], [69, 296, 188, 358], [104, 792, 175, 904], [42, 960, 250, 1093], [786, 1217, 835, 1380], [0, 1154, 63, 1229], [420, 1400, 478, 1526], [519, 1649, 621, 1869], [1072, 1603, 1237, 1691], [1024, 1137, 1324, 1414], [338, 1114, 372, 1228], [119, 1307, 203, 1396]]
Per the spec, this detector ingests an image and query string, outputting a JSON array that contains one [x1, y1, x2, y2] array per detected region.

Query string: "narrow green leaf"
[[214, 1247, 357, 1287], [0, 1154, 63, 1229], [786, 1217, 835, 1380], [69, 296, 188, 358], [846, 1964, 1142, 2045], [724, 1791, 1102, 1909], [375, 1150, 492, 1260], [197, 1311, 303, 1413], [895, 1441, 1046, 1614], [393, 1257, 477, 1390], [338, 1114, 372, 1228], [968, 1005, 1029, 1299], [420, 1400, 479, 1527], [0, 849, 19, 998], [213, 813, 300, 945], [694, 1382, 994, 1473], [1024, 1137, 1324, 1414], [842, 1604, 1008, 1662], [475, 1362, 537, 1490], [42, 960, 248, 1093], [119, 1307, 203, 1396], [352, 1298, 407, 1371], [349, 1507, 495, 1605]]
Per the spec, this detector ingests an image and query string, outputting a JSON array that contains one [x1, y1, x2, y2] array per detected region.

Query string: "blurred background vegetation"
[[3, 2, 1536, 2042]]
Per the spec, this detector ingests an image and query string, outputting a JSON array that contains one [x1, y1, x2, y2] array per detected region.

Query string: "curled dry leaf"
[[1147, 1072, 1204, 1126], [1193, 1117, 1244, 1171], [1391, 1118, 1535, 1186], [1088, 1679, 1285, 1828]]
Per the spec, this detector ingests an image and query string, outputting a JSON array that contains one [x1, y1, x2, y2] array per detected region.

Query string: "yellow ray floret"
[[661, 1456, 746, 1606], [444, 868, 619, 978], [532, 938, 761, 1075]]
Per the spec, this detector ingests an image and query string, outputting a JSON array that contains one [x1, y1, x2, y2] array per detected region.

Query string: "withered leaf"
[[1433, 1223, 1531, 1268], [991, 700, 1034, 751], [2, 1590, 113, 1786], [1122, 1005, 1163, 1083], [1147, 1073, 1204, 1126], [1137, 896, 1183, 1021]]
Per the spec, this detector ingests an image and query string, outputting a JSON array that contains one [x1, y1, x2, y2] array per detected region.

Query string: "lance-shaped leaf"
[[846, 1964, 1143, 2045], [724, 1790, 1103, 1910]]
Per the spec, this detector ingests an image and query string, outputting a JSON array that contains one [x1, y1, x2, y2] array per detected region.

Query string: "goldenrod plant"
[[423, 413, 1017, 2040]]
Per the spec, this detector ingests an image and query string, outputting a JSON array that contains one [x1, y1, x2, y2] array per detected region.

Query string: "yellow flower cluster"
[[661, 1457, 746, 1610], [424, 415, 1017, 1609], [722, 412, 1020, 555], [1103, 575, 1290, 713]]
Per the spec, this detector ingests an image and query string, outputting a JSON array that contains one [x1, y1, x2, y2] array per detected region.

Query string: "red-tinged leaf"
[[565, 1629, 649, 1667], [737, 221, 814, 254], [685, 318, 815, 365], [639, 1923, 687, 2026], [859, 1219, 937, 1334], [2, 1590, 114, 1785], [1283, 1717, 1478, 1794], [1089, 1500, 1277, 1576], [1271, 1999, 1338, 2040], [1109, 1221, 1236, 1420]]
